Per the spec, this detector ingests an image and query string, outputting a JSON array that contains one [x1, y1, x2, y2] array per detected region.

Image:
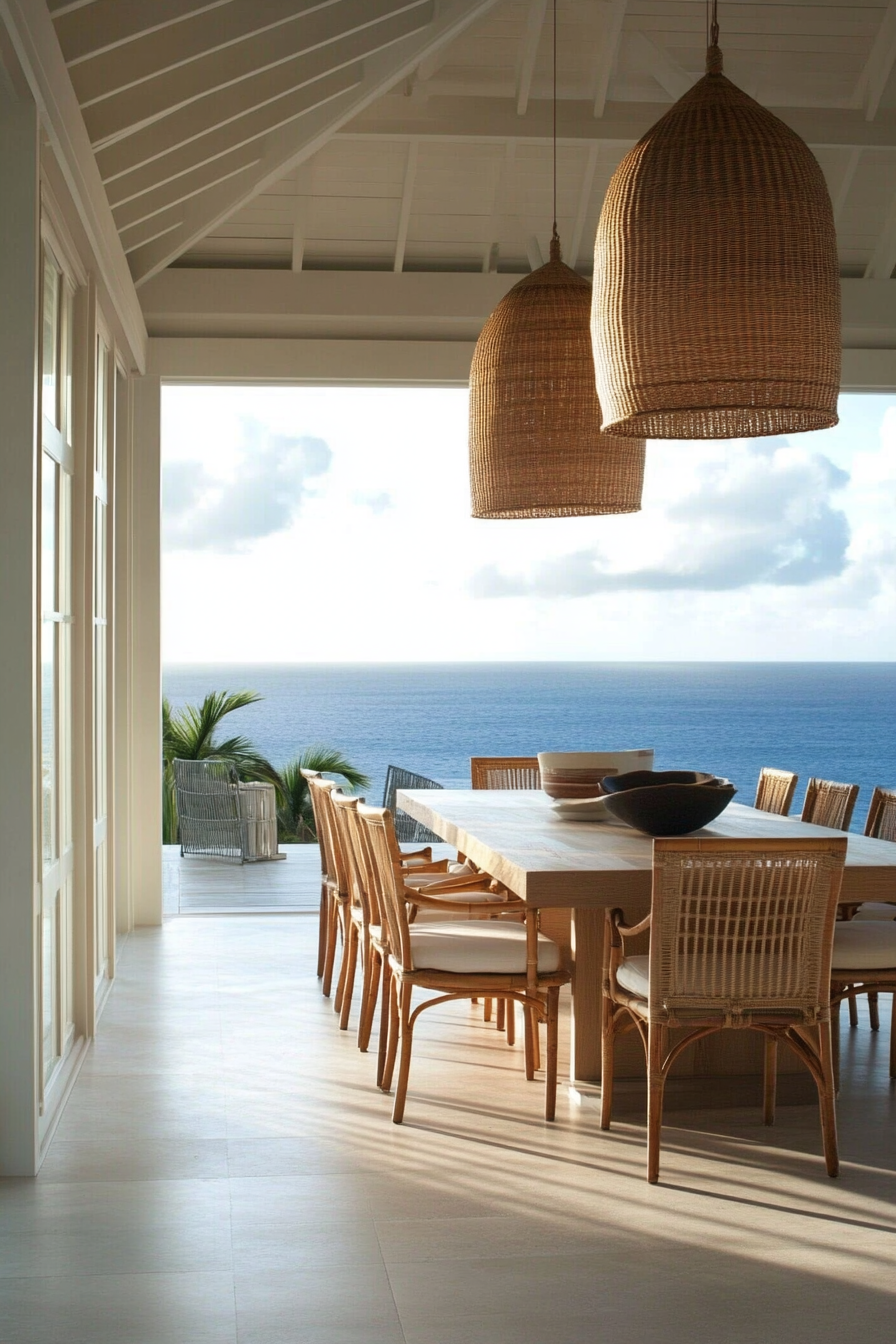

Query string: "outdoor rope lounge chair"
[[382, 765, 444, 844], [173, 758, 246, 863]]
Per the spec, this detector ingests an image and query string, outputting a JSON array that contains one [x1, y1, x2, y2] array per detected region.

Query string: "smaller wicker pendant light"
[[469, 0, 645, 518], [469, 236, 645, 517], [590, 2, 841, 440]]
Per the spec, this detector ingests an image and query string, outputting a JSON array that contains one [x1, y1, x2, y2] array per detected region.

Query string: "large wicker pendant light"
[[590, 1, 841, 440], [469, 2, 645, 518]]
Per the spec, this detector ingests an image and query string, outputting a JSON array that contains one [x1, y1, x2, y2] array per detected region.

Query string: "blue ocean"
[[162, 663, 894, 833]]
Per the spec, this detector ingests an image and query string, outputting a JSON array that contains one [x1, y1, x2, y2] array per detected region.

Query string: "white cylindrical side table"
[[238, 782, 284, 861]]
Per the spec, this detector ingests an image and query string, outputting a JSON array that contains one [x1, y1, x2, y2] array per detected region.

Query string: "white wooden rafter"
[[856, 0, 896, 122], [54, 0, 234, 66], [627, 29, 694, 102], [127, 0, 502, 285], [515, 0, 547, 117], [393, 136, 418, 272], [592, 0, 627, 118], [866, 190, 896, 279]]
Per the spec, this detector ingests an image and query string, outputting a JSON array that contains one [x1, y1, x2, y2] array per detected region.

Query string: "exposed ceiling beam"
[[856, 0, 896, 121], [82, 0, 430, 147], [592, 0, 627, 118], [515, 0, 546, 117], [103, 66, 361, 210], [112, 143, 263, 231], [393, 136, 418, 272], [119, 209, 185, 255], [69, 1, 351, 103], [127, 0, 502, 285], [54, 0, 233, 66], [627, 29, 694, 102], [96, 11, 416, 185], [832, 146, 861, 224], [567, 141, 597, 268], [0, 0, 146, 369], [291, 225, 304, 271], [344, 96, 896, 152], [865, 191, 896, 279]]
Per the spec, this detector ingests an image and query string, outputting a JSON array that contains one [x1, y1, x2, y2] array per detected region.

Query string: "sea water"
[[162, 663, 895, 832]]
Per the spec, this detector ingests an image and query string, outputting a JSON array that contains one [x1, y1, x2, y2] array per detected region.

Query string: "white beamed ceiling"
[[30, 0, 896, 335]]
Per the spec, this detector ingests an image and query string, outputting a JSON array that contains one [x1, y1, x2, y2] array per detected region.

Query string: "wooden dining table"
[[397, 789, 896, 1110]]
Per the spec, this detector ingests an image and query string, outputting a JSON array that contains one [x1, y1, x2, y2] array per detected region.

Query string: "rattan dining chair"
[[471, 757, 541, 790], [300, 768, 330, 979], [306, 775, 352, 1002], [801, 777, 860, 832], [602, 836, 848, 1183], [833, 787, 896, 1063], [359, 803, 569, 1124], [754, 767, 798, 816], [329, 791, 507, 1039]]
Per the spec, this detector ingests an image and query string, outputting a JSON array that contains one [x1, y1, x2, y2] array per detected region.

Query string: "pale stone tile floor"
[[4, 906, 896, 1343]]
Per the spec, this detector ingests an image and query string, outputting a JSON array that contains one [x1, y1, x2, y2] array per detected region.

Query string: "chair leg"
[[392, 982, 415, 1124], [506, 999, 516, 1046], [338, 920, 358, 1031], [376, 961, 392, 1089], [358, 943, 380, 1053], [848, 989, 859, 1028], [523, 1005, 535, 1081], [381, 973, 400, 1093], [333, 903, 350, 1014], [530, 1008, 541, 1072], [496, 999, 505, 1031], [544, 987, 560, 1121], [869, 991, 880, 1031], [816, 1022, 840, 1178], [316, 884, 328, 978], [321, 892, 339, 998], [763, 1036, 778, 1126], [483, 997, 493, 1022], [600, 997, 615, 1131], [647, 1025, 667, 1184]]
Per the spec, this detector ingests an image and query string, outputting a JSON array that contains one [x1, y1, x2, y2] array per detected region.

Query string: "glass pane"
[[41, 257, 58, 429], [41, 619, 57, 866], [62, 287, 73, 445], [95, 845, 107, 977], [94, 621, 106, 821], [42, 894, 59, 1085], [95, 339, 107, 479], [41, 454, 57, 617], [94, 498, 105, 619], [60, 620, 72, 853]]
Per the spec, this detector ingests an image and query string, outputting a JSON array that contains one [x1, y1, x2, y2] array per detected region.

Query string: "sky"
[[161, 386, 896, 663]]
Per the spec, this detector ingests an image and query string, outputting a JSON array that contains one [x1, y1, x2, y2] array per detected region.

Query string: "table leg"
[[570, 906, 604, 1084]]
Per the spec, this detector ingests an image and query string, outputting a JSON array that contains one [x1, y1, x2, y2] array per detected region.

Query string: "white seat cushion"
[[404, 871, 463, 888], [448, 861, 475, 875], [832, 921, 896, 971], [418, 888, 502, 905], [615, 955, 649, 999], [851, 903, 896, 921], [407, 920, 561, 974]]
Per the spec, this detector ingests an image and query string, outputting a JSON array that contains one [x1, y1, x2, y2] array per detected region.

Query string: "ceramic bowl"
[[600, 770, 737, 836], [537, 750, 654, 800]]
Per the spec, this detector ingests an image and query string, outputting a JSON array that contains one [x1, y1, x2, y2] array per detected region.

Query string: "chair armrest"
[[407, 890, 513, 915], [400, 846, 433, 863]]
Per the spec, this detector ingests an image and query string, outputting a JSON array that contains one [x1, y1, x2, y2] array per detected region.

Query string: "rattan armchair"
[[471, 757, 540, 790], [359, 803, 569, 1124], [832, 787, 896, 1068], [300, 768, 330, 979], [306, 775, 351, 1002], [754, 767, 798, 816], [801, 777, 860, 831], [602, 837, 847, 1183]]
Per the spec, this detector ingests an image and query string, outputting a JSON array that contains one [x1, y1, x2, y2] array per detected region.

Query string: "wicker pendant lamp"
[[590, 1, 841, 440], [468, 2, 645, 518]]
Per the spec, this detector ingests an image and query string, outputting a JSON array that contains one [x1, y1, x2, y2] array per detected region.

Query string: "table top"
[[397, 789, 896, 908]]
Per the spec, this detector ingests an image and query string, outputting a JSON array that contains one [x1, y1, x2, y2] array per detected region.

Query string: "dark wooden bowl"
[[600, 772, 736, 836]]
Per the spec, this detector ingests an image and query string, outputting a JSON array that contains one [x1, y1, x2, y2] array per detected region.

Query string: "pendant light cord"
[[706, 0, 722, 73], [550, 0, 560, 260]]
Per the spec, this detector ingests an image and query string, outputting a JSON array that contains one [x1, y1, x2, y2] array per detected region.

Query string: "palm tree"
[[277, 747, 371, 843], [162, 690, 281, 844]]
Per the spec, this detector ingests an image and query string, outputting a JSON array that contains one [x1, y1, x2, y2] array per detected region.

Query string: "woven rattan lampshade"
[[469, 238, 645, 518], [591, 41, 841, 440]]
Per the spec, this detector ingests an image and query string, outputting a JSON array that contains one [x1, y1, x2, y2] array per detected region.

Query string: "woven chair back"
[[382, 765, 444, 844], [330, 791, 366, 917], [173, 758, 243, 860], [471, 757, 540, 790], [307, 776, 348, 892], [801, 778, 860, 832], [358, 806, 414, 971], [865, 787, 896, 843], [753, 767, 798, 817], [649, 837, 847, 1026]]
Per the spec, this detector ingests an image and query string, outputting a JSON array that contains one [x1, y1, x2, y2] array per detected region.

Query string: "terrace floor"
[[6, 905, 896, 1342]]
